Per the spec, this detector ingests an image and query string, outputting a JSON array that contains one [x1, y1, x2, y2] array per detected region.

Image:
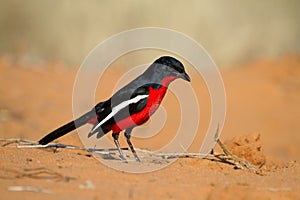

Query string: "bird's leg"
[[124, 128, 141, 162], [112, 133, 127, 163]]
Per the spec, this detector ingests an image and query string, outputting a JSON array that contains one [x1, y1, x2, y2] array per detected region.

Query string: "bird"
[[38, 56, 191, 162]]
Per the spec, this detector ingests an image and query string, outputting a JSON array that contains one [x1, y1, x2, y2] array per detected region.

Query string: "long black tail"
[[39, 110, 95, 145]]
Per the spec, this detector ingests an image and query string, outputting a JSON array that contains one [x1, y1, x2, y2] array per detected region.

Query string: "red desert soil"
[[0, 55, 299, 199]]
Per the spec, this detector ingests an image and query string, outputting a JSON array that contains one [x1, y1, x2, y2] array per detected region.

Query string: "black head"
[[152, 56, 191, 82]]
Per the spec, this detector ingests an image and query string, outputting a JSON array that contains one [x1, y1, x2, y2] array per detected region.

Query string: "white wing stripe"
[[91, 94, 149, 133]]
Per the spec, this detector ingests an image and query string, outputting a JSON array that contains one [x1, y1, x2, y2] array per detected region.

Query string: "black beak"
[[180, 72, 191, 82]]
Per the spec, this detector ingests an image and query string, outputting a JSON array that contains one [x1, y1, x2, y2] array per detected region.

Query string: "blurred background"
[[0, 0, 300, 161], [1, 3, 300, 198], [0, 0, 299, 67]]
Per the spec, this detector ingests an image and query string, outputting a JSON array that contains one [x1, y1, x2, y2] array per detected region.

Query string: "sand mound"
[[225, 133, 266, 167]]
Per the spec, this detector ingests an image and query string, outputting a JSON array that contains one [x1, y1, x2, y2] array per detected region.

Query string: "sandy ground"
[[0, 55, 299, 199]]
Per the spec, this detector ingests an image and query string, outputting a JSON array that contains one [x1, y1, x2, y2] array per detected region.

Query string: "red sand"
[[0, 55, 299, 199]]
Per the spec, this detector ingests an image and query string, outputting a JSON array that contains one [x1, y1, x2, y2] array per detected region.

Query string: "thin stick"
[[216, 139, 257, 172], [0, 138, 128, 155], [210, 125, 258, 172], [0, 138, 38, 147], [135, 148, 210, 159], [0, 135, 258, 173]]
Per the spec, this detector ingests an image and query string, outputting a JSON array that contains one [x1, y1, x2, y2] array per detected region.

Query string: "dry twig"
[[215, 139, 257, 172], [0, 131, 258, 173]]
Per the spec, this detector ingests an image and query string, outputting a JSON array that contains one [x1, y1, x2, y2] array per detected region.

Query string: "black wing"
[[128, 85, 149, 114], [88, 85, 150, 137]]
